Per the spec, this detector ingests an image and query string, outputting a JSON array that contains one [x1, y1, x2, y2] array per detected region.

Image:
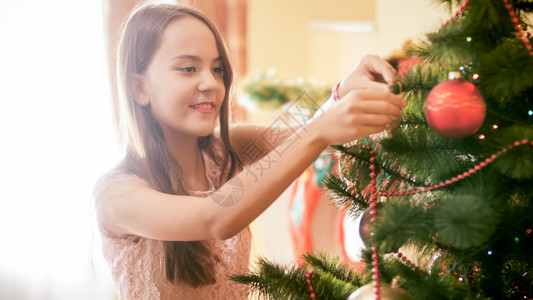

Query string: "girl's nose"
[[198, 70, 218, 92]]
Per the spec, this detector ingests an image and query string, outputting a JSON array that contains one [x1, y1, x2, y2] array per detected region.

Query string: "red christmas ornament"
[[425, 72, 486, 138]]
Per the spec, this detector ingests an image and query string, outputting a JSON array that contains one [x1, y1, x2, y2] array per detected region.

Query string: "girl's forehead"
[[159, 16, 217, 53]]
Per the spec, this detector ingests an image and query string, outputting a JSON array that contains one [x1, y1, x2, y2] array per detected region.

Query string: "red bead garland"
[[439, 0, 469, 32], [305, 271, 317, 299], [368, 149, 381, 300], [376, 139, 533, 197], [501, 0, 533, 56], [341, 139, 532, 300], [396, 251, 422, 272], [438, 0, 533, 56]]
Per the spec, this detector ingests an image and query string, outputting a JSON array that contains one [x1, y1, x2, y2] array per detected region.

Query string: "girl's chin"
[[195, 125, 216, 137]]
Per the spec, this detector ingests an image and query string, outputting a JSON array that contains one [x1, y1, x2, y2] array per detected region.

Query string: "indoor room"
[[2, 0, 532, 299]]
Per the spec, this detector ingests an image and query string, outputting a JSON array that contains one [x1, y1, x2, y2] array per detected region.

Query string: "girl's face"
[[139, 16, 225, 140]]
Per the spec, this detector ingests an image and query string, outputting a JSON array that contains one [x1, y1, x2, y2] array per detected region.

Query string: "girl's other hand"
[[337, 54, 398, 96], [314, 89, 406, 146]]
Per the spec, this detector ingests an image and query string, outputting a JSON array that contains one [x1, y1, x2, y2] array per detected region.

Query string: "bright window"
[[0, 1, 118, 299]]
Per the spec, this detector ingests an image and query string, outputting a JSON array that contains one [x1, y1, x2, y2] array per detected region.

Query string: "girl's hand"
[[337, 54, 398, 96], [314, 89, 406, 146]]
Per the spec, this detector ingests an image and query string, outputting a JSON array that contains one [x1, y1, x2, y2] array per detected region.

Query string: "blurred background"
[[0, 0, 449, 298]]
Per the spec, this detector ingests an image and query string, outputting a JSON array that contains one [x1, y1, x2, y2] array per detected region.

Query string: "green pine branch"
[[302, 252, 366, 288], [492, 126, 533, 179], [478, 41, 533, 99], [231, 253, 365, 300], [230, 257, 312, 300], [370, 201, 431, 252], [322, 173, 368, 215]]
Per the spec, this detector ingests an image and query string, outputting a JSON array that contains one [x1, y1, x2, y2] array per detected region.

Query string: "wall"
[[248, 0, 451, 85]]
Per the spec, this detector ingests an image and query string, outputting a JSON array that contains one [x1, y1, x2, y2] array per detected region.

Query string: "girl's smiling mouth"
[[189, 102, 215, 114]]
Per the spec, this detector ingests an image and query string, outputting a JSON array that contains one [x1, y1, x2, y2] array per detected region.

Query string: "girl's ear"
[[130, 73, 150, 106]]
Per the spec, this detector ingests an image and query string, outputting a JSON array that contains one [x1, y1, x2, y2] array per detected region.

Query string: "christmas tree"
[[232, 0, 533, 299]]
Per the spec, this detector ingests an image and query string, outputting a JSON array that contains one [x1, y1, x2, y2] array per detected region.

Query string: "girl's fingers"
[[360, 99, 404, 116], [345, 90, 406, 112], [322, 88, 406, 145], [356, 125, 389, 138], [350, 114, 395, 126], [361, 54, 398, 85], [359, 79, 391, 92]]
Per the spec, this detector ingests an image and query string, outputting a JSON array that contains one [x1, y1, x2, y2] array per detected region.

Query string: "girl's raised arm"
[[229, 54, 400, 166], [96, 87, 405, 242]]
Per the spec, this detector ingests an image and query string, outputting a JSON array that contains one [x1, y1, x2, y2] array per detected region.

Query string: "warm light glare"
[[472, 73, 479, 80], [1, 1, 118, 299]]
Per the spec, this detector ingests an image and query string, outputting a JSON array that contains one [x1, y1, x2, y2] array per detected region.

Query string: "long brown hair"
[[115, 3, 241, 288]]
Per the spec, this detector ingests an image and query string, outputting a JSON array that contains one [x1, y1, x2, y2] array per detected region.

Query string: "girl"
[[94, 2, 406, 299]]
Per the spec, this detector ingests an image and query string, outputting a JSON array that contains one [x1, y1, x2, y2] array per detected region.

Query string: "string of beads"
[[439, 0, 468, 30], [306, 271, 317, 299], [396, 251, 421, 272], [362, 138, 532, 300], [378, 139, 532, 197], [502, 0, 533, 56], [438, 0, 532, 56], [368, 149, 382, 300]]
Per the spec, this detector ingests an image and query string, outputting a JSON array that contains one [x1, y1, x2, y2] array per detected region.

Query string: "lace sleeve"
[[92, 171, 148, 201], [93, 171, 149, 237]]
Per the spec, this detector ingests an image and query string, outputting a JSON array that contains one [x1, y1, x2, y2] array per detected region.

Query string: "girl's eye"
[[180, 67, 196, 73], [213, 67, 224, 74]]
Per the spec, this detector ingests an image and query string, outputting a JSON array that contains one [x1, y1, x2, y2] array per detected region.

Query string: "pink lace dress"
[[96, 148, 251, 299]]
